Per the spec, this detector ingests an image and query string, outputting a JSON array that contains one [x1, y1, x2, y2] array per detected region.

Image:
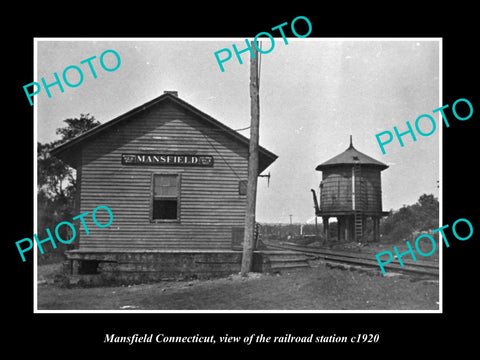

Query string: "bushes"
[[37, 114, 100, 265], [380, 194, 439, 243]]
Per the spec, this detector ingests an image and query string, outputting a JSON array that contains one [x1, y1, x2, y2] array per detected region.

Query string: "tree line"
[[37, 114, 100, 264]]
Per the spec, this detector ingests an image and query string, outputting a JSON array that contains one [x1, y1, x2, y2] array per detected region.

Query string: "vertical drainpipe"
[[352, 165, 356, 211]]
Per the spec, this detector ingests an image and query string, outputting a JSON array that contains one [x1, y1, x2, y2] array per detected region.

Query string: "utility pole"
[[241, 41, 260, 276]]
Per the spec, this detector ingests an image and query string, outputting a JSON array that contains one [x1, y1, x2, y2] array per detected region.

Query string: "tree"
[[37, 114, 100, 263], [38, 114, 99, 200], [37, 141, 75, 201], [55, 114, 100, 140], [380, 194, 439, 243]]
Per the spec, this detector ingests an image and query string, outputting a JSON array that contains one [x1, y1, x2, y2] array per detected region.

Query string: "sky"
[[36, 38, 440, 224]]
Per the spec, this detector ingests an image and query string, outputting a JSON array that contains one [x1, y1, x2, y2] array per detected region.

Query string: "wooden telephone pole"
[[240, 41, 260, 276]]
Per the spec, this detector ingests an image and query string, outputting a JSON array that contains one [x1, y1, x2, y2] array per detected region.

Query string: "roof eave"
[[50, 93, 278, 171], [316, 163, 389, 171]]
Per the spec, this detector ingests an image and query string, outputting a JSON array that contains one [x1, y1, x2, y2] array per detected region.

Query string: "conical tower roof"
[[316, 136, 388, 171]]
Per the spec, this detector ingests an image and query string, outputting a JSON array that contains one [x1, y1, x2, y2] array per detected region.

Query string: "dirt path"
[[36, 262, 439, 311]]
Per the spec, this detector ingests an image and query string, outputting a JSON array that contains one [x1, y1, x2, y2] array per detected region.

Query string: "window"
[[152, 174, 180, 221]]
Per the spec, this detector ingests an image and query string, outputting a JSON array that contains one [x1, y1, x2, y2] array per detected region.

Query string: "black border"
[[6, 6, 478, 355]]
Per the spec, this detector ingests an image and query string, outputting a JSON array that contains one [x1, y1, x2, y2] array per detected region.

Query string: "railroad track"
[[264, 241, 439, 277]]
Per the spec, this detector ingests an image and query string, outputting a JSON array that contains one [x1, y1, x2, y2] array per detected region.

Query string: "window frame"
[[150, 172, 182, 223]]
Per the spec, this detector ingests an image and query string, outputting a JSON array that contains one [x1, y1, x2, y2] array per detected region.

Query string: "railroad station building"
[[51, 91, 281, 285]]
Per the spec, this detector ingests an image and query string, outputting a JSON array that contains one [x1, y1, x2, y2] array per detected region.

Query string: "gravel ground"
[[36, 261, 439, 311]]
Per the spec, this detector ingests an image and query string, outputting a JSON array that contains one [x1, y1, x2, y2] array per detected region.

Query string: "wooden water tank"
[[314, 136, 389, 242]]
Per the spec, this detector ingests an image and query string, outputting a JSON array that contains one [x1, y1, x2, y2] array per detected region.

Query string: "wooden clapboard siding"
[[77, 100, 249, 250]]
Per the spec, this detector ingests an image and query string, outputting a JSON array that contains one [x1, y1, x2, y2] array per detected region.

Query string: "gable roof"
[[50, 92, 278, 173], [316, 136, 388, 171]]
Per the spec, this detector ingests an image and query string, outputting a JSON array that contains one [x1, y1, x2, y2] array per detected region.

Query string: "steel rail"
[[264, 241, 439, 277]]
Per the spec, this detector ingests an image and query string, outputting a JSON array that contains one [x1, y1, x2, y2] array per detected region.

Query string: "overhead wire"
[[195, 41, 262, 181]]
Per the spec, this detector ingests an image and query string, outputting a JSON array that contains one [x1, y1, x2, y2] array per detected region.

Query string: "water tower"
[[311, 136, 389, 243]]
